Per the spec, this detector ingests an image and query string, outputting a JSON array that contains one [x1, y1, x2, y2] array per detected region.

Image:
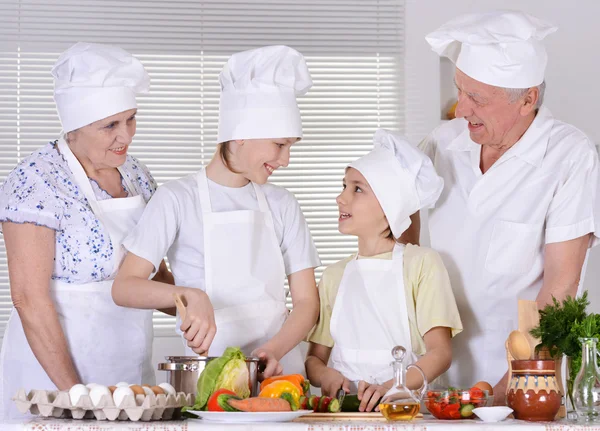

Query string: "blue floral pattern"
[[0, 141, 157, 283]]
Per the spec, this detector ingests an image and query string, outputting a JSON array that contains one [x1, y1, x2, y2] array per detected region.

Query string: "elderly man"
[[410, 11, 600, 398]]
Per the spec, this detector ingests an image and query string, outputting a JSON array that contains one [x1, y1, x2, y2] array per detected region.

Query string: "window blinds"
[[0, 0, 404, 337]]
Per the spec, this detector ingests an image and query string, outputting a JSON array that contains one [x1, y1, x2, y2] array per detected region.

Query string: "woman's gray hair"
[[504, 81, 546, 109]]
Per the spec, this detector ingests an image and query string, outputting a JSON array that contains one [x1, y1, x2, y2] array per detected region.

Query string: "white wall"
[[404, 0, 600, 311]]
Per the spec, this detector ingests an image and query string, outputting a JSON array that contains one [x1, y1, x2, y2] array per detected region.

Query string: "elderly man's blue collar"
[[448, 105, 553, 168]]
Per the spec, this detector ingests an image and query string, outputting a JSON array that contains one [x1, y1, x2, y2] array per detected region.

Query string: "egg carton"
[[12, 388, 194, 421]]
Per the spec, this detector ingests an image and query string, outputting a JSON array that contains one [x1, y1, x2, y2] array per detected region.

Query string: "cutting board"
[[294, 412, 423, 422]]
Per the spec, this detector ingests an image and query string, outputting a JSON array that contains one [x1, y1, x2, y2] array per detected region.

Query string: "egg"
[[108, 385, 117, 394], [158, 382, 176, 396], [115, 381, 130, 388], [142, 386, 155, 397], [85, 383, 99, 390], [150, 385, 165, 395], [89, 385, 111, 407], [141, 384, 151, 388], [473, 380, 494, 396], [113, 386, 135, 407], [129, 384, 146, 396], [68, 384, 89, 405]]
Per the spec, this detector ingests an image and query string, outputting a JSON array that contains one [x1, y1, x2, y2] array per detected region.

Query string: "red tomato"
[[469, 387, 485, 400], [444, 403, 461, 419], [207, 389, 237, 412]]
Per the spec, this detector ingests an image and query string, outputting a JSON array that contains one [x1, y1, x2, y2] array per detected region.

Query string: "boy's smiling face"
[[336, 167, 389, 238]]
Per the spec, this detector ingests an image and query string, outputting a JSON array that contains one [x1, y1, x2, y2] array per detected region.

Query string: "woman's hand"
[[252, 347, 283, 380], [357, 380, 389, 412], [320, 367, 350, 397], [180, 289, 216, 355]]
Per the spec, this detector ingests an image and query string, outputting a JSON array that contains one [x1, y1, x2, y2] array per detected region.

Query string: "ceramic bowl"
[[473, 406, 513, 422]]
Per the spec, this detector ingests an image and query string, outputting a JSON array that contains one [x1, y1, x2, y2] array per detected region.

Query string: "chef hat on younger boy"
[[52, 42, 150, 133], [349, 129, 444, 238], [217, 45, 312, 143], [425, 10, 557, 88]]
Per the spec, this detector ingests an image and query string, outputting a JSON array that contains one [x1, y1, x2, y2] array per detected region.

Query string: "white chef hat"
[[349, 129, 444, 238], [52, 42, 150, 133], [426, 11, 557, 88], [217, 45, 312, 144]]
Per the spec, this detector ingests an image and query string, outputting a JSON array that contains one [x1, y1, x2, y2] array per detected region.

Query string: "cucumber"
[[460, 403, 475, 418], [299, 396, 308, 410], [217, 394, 240, 412], [341, 394, 382, 412], [318, 396, 332, 413], [341, 394, 361, 412], [326, 397, 341, 413]]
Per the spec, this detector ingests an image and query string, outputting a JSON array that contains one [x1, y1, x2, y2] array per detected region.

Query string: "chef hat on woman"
[[349, 129, 444, 238], [52, 42, 150, 133], [217, 45, 312, 143]]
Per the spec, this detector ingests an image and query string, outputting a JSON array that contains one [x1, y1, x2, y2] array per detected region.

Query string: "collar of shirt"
[[447, 105, 554, 169]]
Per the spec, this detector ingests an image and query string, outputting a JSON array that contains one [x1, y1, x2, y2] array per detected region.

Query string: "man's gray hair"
[[504, 81, 546, 109]]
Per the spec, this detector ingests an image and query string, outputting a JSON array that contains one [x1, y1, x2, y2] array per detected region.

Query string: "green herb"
[[530, 291, 589, 358], [529, 292, 600, 409]]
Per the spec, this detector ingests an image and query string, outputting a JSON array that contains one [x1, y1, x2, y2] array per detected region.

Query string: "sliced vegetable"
[[317, 396, 341, 413], [460, 403, 475, 418], [207, 389, 237, 412], [299, 396, 308, 410], [228, 397, 292, 412], [259, 380, 301, 406], [308, 395, 320, 410]]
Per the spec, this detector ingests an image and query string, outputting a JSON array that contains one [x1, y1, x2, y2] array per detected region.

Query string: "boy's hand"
[[320, 367, 350, 397]]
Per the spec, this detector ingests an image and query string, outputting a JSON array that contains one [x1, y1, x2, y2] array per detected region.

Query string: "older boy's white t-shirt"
[[123, 173, 321, 290]]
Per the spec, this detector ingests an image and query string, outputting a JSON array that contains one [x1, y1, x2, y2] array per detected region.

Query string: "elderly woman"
[[0, 42, 171, 419]]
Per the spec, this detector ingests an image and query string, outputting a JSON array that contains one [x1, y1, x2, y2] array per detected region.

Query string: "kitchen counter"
[[4, 416, 600, 431]]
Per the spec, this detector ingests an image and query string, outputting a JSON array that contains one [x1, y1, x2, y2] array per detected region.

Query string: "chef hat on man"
[[52, 42, 150, 133], [426, 10, 557, 88], [349, 130, 444, 238], [217, 45, 312, 143]]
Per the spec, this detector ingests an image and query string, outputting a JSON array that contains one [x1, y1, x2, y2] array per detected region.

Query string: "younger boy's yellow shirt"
[[308, 243, 463, 356]]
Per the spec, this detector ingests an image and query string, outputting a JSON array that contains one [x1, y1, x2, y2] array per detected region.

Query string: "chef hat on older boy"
[[426, 10, 557, 88], [217, 45, 312, 143], [349, 129, 444, 238], [52, 42, 149, 133]]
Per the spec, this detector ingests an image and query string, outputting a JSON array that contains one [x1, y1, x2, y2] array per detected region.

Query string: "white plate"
[[187, 409, 312, 423]]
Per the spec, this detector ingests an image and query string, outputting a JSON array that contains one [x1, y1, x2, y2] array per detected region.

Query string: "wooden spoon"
[[173, 292, 187, 321], [508, 330, 532, 360]]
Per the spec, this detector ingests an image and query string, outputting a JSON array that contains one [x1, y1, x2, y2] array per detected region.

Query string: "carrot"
[[228, 397, 292, 412]]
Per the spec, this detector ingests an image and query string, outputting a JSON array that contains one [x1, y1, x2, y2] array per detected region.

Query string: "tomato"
[[207, 389, 237, 412], [468, 387, 485, 400], [444, 403, 461, 419]]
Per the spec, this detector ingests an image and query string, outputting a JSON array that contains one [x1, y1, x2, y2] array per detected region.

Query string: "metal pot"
[[157, 356, 260, 397]]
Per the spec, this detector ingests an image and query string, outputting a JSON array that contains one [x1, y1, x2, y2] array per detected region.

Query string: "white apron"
[[330, 244, 417, 392], [182, 168, 304, 375], [0, 137, 154, 419]]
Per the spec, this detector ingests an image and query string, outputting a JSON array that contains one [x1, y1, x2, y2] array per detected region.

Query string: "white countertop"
[[3, 416, 600, 431]]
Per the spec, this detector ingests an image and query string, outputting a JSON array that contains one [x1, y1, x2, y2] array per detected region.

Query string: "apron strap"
[[197, 168, 213, 214], [252, 182, 270, 213], [57, 137, 98, 204]]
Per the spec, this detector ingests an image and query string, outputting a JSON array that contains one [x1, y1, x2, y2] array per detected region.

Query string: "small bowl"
[[473, 406, 513, 422], [424, 388, 489, 420]]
